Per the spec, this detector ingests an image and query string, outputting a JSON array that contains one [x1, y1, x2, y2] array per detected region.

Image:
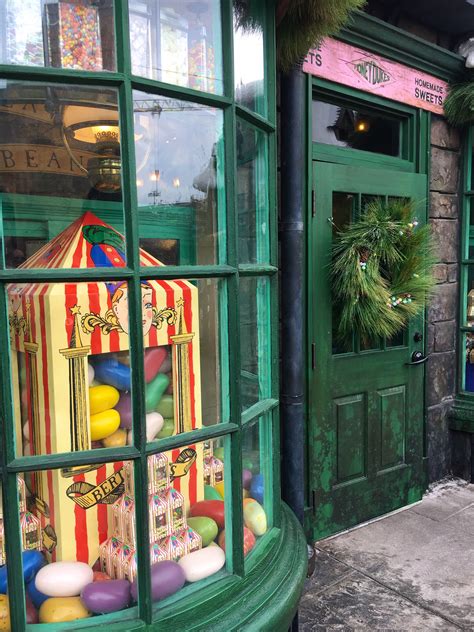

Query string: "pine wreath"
[[331, 198, 436, 342]]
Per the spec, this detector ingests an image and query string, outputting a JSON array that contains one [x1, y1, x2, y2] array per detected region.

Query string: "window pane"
[[468, 198, 474, 260], [133, 92, 225, 266], [465, 333, 474, 392], [0, 81, 125, 269], [0, 0, 115, 70], [242, 418, 271, 560], [128, 0, 223, 95], [237, 122, 269, 264], [312, 100, 400, 157], [239, 277, 271, 410], [465, 266, 474, 326], [233, 3, 265, 115]]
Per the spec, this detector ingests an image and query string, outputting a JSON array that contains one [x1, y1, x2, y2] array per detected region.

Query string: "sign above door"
[[304, 38, 448, 115]]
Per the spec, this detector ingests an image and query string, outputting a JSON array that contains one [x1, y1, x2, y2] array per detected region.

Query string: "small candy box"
[[111, 495, 134, 542], [113, 541, 135, 580], [127, 542, 167, 582], [210, 456, 224, 485], [149, 494, 169, 541], [164, 487, 186, 532], [203, 457, 212, 486], [162, 534, 186, 563], [20, 511, 42, 551], [180, 526, 202, 554], [149, 453, 169, 494], [99, 536, 122, 577], [18, 476, 26, 513]]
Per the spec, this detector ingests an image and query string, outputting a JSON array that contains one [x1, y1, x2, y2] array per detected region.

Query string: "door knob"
[[406, 351, 430, 366]]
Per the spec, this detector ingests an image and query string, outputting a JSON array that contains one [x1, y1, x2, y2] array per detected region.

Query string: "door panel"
[[309, 162, 427, 540]]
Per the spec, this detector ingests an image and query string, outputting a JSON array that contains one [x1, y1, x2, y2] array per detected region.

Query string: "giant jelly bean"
[[242, 469, 252, 490], [146, 412, 164, 442], [35, 562, 93, 597], [116, 392, 132, 429], [218, 527, 255, 556], [213, 481, 225, 499], [156, 394, 174, 419], [243, 499, 267, 536], [89, 385, 120, 415], [102, 428, 127, 448], [0, 594, 9, 631], [178, 547, 225, 583], [156, 417, 174, 439], [145, 373, 169, 413], [249, 473, 264, 505], [189, 501, 225, 530], [94, 359, 130, 391], [144, 347, 167, 383], [0, 551, 45, 593], [81, 579, 130, 614], [27, 578, 49, 609], [39, 597, 90, 623], [204, 485, 222, 501], [90, 409, 121, 441], [26, 593, 38, 624], [187, 517, 218, 547], [131, 561, 185, 602]]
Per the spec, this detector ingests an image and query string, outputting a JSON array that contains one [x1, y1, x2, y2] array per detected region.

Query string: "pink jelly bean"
[[144, 347, 167, 383], [116, 392, 132, 429], [242, 469, 253, 490]]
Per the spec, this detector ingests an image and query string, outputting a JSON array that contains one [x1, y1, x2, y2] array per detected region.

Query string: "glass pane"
[[466, 333, 474, 392], [0, 0, 115, 70], [233, 3, 265, 115], [468, 198, 474, 260], [0, 81, 125, 269], [237, 122, 269, 264], [133, 92, 225, 266], [466, 266, 474, 326], [386, 329, 406, 348], [332, 192, 354, 354], [312, 100, 400, 157], [143, 277, 228, 444], [242, 418, 270, 560], [239, 277, 271, 410], [128, 0, 223, 95]]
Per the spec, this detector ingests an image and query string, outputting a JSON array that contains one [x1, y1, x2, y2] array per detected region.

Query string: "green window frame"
[[0, 0, 278, 629], [459, 125, 474, 395]]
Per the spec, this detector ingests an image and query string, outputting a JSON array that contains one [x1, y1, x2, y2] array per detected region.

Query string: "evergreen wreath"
[[331, 198, 436, 342]]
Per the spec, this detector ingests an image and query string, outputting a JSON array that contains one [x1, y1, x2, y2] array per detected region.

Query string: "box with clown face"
[[7, 212, 203, 564]]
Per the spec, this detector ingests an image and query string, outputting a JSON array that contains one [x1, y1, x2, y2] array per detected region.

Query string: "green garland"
[[331, 199, 436, 342], [444, 69, 474, 127]]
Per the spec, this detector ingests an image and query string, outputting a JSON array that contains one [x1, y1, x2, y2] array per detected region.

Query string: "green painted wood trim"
[[449, 398, 474, 432], [338, 10, 464, 81]]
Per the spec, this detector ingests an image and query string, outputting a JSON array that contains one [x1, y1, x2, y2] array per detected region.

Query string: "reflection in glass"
[[466, 334, 474, 392], [237, 122, 269, 263], [233, 3, 265, 114], [133, 92, 225, 265], [242, 420, 269, 558], [129, 0, 223, 94], [312, 100, 400, 157], [0, 0, 115, 70], [0, 81, 124, 268], [239, 277, 270, 410], [332, 192, 354, 354]]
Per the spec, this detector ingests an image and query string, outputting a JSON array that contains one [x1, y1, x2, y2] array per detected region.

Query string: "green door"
[[309, 162, 428, 540]]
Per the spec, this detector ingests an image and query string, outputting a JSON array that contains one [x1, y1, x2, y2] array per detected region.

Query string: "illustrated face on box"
[[109, 281, 154, 336]]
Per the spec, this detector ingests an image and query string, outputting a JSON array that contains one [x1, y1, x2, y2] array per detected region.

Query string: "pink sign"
[[303, 38, 448, 115]]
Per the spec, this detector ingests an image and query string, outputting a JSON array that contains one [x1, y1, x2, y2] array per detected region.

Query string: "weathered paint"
[[304, 38, 448, 114]]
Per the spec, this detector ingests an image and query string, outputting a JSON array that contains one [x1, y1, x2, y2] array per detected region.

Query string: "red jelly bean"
[[189, 500, 225, 530], [144, 347, 167, 383], [218, 527, 255, 556], [93, 571, 112, 582]]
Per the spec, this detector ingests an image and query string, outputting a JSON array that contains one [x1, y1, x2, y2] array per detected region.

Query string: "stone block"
[[432, 264, 448, 284], [433, 320, 456, 353], [429, 193, 459, 219], [428, 282, 458, 322], [426, 403, 453, 482], [447, 264, 459, 283], [426, 351, 456, 406], [430, 148, 460, 193], [430, 117, 461, 150], [430, 219, 459, 263]]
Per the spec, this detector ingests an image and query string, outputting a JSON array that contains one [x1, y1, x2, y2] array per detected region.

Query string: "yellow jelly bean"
[[243, 499, 267, 536], [39, 597, 90, 624], [89, 385, 120, 415], [0, 595, 10, 632], [102, 428, 127, 448], [90, 409, 120, 441], [213, 481, 225, 499]]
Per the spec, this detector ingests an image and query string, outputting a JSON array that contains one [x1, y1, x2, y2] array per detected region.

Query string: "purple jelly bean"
[[131, 561, 185, 602], [116, 392, 132, 429], [242, 469, 253, 490], [81, 579, 131, 614]]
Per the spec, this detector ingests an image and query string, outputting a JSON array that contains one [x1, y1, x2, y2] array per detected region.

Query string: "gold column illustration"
[[60, 305, 91, 452], [23, 302, 48, 515], [170, 298, 195, 434]]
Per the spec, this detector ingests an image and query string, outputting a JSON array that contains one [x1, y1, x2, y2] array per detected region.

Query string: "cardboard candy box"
[[7, 212, 203, 565]]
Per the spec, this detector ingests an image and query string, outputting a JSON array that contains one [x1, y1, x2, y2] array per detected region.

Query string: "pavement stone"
[[303, 481, 474, 630]]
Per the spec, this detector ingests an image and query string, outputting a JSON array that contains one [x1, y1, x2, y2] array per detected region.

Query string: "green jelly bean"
[[156, 394, 174, 419], [145, 373, 169, 413], [156, 417, 174, 439], [187, 517, 218, 547], [204, 485, 222, 501]]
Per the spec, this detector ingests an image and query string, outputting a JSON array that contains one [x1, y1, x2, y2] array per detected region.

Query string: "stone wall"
[[426, 116, 461, 482]]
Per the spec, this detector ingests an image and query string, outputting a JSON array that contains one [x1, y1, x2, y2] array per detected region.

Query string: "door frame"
[[304, 75, 432, 535]]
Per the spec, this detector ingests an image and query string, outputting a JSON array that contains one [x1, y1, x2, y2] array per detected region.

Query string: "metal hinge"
[[312, 189, 316, 217], [311, 342, 316, 370]]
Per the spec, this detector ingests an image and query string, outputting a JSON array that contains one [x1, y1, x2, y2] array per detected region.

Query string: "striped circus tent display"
[[7, 211, 203, 565]]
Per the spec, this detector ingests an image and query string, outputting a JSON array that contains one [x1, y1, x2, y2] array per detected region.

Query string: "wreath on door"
[[331, 198, 436, 342]]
